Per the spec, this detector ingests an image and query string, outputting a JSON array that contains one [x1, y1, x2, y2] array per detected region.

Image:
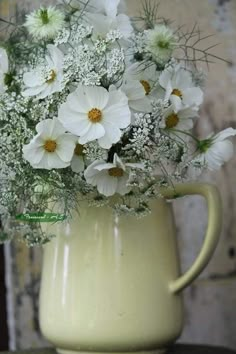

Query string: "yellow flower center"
[[171, 88, 183, 98], [140, 80, 151, 95], [46, 70, 57, 84], [74, 143, 84, 156], [108, 167, 124, 177], [44, 140, 57, 153], [88, 108, 103, 123], [165, 113, 179, 129]]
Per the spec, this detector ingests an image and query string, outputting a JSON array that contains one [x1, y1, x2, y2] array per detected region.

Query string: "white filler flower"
[[0, 48, 9, 93], [58, 85, 131, 149], [84, 153, 143, 196], [25, 6, 65, 40], [159, 65, 203, 112], [146, 25, 176, 65], [197, 128, 236, 171], [23, 118, 76, 170], [23, 45, 64, 99]]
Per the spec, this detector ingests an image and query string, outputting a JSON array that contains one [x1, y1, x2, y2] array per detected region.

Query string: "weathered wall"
[[1, 0, 236, 350]]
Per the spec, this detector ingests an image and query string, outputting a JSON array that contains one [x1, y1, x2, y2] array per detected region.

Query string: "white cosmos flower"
[[58, 85, 131, 149], [159, 65, 204, 112], [146, 25, 177, 65], [0, 48, 9, 93], [71, 143, 85, 173], [25, 6, 65, 40], [197, 128, 236, 171], [161, 106, 198, 131], [84, 153, 143, 197], [124, 62, 159, 98], [23, 118, 76, 170], [22, 45, 64, 99]]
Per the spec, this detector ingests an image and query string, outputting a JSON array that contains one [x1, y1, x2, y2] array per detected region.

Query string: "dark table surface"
[[1, 345, 236, 354]]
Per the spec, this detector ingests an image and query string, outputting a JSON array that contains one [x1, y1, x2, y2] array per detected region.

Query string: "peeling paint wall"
[[1, 0, 236, 350]]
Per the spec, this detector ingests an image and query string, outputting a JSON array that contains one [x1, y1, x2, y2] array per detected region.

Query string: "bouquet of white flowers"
[[0, 0, 235, 245]]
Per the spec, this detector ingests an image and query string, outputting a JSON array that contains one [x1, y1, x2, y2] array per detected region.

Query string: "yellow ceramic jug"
[[39, 183, 222, 354]]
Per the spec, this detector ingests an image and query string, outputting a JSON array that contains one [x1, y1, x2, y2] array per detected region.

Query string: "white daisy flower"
[[197, 128, 236, 171], [159, 65, 204, 112], [124, 62, 159, 97], [120, 80, 152, 113], [23, 118, 76, 170], [84, 153, 143, 197], [25, 6, 65, 40], [161, 106, 198, 131], [0, 48, 9, 93], [58, 85, 131, 149], [146, 25, 177, 65], [71, 143, 85, 173], [22, 45, 64, 99]]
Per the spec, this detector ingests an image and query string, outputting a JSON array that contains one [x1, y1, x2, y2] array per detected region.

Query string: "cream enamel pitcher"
[[39, 183, 222, 354]]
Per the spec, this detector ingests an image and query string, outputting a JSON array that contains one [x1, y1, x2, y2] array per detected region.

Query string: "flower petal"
[[71, 155, 85, 173], [79, 123, 105, 145], [116, 14, 133, 38], [122, 80, 145, 101], [104, 0, 119, 18], [116, 175, 130, 195], [159, 67, 173, 89], [0, 48, 8, 73], [183, 87, 203, 108], [66, 89, 90, 113], [22, 84, 47, 97], [129, 97, 152, 112], [98, 122, 121, 149], [23, 143, 45, 165], [96, 174, 118, 196], [214, 128, 236, 142], [84, 160, 105, 180], [175, 69, 192, 89], [86, 13, 113, 36], [37, 84, 56, 99], [94, 162, 115, 171], [59, 103, 91, 136], [103, 91, 131, 128], [23, 71, 45, 87], [85, 86, 109, 110], [56, 135, 76, 162], [46, 45, 64, 71], [36, 118, 65, 139], [33, 155, 52, 170], [170, 94, 182, 112], [47, 152, 70, 169]]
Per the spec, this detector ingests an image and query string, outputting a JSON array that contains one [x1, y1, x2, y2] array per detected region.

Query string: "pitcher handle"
[[162, 183, 222, 294]]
